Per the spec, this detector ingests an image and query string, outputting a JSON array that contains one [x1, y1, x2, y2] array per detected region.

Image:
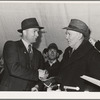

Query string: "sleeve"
[[95, 40, 100, 51], [38, 52, 45, 70], [56, 49, 68, 84], [87, 49, 100, 80], [3, 41, 38, 81], [60, 48, 69, 69]]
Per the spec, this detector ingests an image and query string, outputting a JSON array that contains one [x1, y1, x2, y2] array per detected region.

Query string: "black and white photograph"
[[0, 1, 100, 99]]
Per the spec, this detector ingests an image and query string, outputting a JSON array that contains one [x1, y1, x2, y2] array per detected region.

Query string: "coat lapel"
[[17, 40, 29, 60], [66, 40, 93, 66], [18, 40, 28, 53]]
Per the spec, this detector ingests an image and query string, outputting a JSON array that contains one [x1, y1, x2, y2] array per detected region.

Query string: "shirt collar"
[[49, 59, 57, 66], [22, 39, 30, 51]]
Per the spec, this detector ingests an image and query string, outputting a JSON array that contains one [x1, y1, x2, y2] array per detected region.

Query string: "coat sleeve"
[[95, 40, 100, 51], [38, 52, 45, 70], [87, 48, 100, 80], [3, 41, 38, 81]]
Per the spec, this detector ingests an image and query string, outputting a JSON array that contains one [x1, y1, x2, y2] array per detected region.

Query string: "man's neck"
[[72, 39, 84, 51], [22, 39, 31, 51], [48, 59, 57, 66], [22, 38, 30, 45]]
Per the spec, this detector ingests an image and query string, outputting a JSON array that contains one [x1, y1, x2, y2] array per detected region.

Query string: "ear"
[[23, 30, 27, 36], [78, 33, 83, 39], [57, 52, 59, 58]]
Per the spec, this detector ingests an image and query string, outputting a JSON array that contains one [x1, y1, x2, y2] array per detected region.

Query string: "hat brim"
[[46, 48, 62, 55], [58, 50, 62, 55], [63, 27, 85, 35], [17, 26, 44, 33]]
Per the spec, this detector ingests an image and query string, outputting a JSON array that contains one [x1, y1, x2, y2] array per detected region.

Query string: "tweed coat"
[[58, 40, 100, 91], [0, 40, 45, 91]]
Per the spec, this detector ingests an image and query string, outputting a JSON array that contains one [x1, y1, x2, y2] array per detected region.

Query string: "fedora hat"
[[17, 18, 44, 33], [47, 43, 62, 55], [63, 19, 91, 37]]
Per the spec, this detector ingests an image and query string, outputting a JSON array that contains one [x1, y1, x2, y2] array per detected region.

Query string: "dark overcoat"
[[58, 40, 100, 91], [44, 60, 60, 77], [0, 40, 45, 91]]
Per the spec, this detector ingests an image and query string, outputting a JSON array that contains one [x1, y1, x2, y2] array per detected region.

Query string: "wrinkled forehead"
[[66, 30, 83, 35], [25, 28, 39, 32]]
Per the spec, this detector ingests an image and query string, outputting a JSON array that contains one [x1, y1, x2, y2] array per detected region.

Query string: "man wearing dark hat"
[[0, 18, 48, 91], [57, 19, 100, 91], [44, 43, 62, 78], [40, 43, 62, 90]]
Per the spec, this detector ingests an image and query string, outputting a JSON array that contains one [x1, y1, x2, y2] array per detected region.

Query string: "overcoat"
[[0, 40, 45, 91], [44, 60, 60, 77], [58, 40, 100, 91], [43, 60, 60, 91]]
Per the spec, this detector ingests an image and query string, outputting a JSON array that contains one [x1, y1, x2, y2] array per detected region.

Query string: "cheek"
[[71, 35, 80, 44], [70, 33, 78, 40]]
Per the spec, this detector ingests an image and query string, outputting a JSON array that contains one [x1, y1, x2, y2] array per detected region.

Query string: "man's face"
[[23, 28, 39, 43], [65, 30, 82, 48], [48, 48, 58, 60]]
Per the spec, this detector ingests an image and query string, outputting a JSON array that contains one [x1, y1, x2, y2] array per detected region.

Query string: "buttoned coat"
[[58, 40, 100, 91], [0, 40, 45, 91]]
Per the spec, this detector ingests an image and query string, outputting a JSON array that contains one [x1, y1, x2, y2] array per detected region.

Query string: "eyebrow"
[[34, 30, 39, 32]]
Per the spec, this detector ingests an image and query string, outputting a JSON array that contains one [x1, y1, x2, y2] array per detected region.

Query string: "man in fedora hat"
[[57, 19, 100, 91], [0, 18, 48, 91], [44, 43, 62, 78]]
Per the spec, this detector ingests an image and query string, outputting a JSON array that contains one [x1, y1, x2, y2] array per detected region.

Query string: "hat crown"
[[21, 18, 39, 29], [63, 19, 90, 38], [46, 43, 62, 55], [69, 19, 89, 32], [48, 43, 58, 50], [18, 18, 44, 33], [21, 18, 40, 30]]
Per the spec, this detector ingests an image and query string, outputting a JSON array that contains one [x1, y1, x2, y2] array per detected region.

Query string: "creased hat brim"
[[17, 26, 44, 33], [63, 27, 85, 36], [46, 48, 62, 55]]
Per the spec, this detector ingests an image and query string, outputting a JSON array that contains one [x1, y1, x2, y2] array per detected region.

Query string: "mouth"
[[67, 40, 70, 43]]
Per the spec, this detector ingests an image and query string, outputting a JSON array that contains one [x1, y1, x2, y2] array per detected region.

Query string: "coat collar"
[[66, 40, 93, 66], [18, 40, 36, 54], [18, 40, 28, 53]]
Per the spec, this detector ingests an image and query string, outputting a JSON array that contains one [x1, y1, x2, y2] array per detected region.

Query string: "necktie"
[[28, 44, 32, 53], [28, 44, 33, 68]]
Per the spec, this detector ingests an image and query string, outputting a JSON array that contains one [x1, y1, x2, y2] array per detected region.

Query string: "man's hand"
[[89, 37, 96, 46], [31, 85, 39, 92], [38, 69, 49, 81]]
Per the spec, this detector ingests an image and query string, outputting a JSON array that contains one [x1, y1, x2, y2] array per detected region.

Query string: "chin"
[[68, 44, 71, 47], [69, 44, 73, 48], [31, 40, 36, 43]]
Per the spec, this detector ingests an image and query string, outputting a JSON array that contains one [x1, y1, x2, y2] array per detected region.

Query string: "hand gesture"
[[38, 69, 49, 81], [31, 85, 39, 92], [89, 37, 96, 46]]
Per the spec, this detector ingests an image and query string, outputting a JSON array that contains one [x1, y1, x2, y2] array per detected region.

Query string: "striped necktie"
[[28, 44, 33, 68]]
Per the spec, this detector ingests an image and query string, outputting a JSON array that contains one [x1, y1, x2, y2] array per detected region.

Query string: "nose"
[[51, 50, 54, 54], [35, 31, 39, 37], [66, 34, 69, 40]]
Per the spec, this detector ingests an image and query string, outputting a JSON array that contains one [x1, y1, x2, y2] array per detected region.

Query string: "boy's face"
[[48, 48, 58, 60]]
